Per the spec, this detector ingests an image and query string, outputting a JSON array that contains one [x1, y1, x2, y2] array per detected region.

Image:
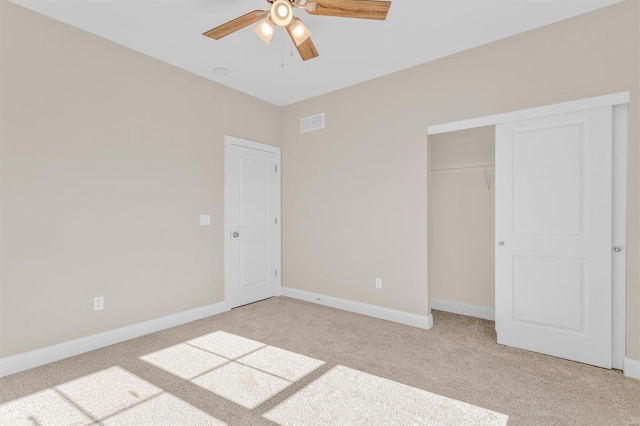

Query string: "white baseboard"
[[431, 298, 495, 321], [0, 301, 229, 378], [281, 287, 433, 330], [624, 357, 640, 379]]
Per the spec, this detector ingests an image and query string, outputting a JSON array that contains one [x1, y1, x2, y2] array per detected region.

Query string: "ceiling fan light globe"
[[254, 18, 276, 44], [289, 18, 312, 46], [270, 0, 293, 26]]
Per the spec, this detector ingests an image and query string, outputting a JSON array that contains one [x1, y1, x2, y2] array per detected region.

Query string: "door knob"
[[613, 247, 622, 253], [498, 241, 505, 247], [232, 232, 240, 238]]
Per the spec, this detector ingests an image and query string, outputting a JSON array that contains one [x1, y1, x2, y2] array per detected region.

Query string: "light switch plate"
[[94, 296, 104, 311], [200, 215, 211, 226]]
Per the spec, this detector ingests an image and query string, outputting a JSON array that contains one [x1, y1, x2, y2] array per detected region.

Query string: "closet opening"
[[427, 126, 496, 321]]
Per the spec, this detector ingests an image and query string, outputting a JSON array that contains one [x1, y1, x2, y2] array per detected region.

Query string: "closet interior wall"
[[428, 126, 496, 311]]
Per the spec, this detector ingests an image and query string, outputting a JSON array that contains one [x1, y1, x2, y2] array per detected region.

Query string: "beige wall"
[[281, 1, 640, 359], [428, 127, 495, 309], [0, 1, 282, 357]]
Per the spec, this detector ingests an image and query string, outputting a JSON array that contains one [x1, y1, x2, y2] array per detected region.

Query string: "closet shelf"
[[430, 161, 495, 174], [430, 161, 494, 191]]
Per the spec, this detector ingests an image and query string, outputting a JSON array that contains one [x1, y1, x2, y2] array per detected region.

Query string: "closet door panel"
[[495, 106, 612, 368]]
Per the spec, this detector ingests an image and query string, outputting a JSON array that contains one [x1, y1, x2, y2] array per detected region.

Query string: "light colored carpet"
[[0, 296, 638, 425]]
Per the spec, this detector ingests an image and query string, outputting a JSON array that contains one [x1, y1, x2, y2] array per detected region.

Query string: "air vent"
[[301, 113, 325, 133]]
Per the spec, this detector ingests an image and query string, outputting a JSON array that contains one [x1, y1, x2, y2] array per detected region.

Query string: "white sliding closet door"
[[495, 107, 612, 368]]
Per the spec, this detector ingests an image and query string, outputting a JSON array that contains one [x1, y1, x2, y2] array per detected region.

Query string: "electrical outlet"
[[375, 278, 382, 289], [200, 215, 211, 226], [94, 296, 104, 311]]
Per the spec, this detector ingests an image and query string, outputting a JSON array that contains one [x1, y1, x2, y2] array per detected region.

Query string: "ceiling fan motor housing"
[[270, 0, 294, 27]]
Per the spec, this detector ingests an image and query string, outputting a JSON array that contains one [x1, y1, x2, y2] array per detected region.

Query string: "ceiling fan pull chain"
[[281, 26, 285, 69]]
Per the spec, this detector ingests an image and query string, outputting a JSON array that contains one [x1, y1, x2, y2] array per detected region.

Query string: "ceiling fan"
[[203, 0, 392, 61]]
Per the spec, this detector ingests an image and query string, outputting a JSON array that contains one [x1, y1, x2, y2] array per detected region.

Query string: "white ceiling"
[[10, 0, 621, 106]]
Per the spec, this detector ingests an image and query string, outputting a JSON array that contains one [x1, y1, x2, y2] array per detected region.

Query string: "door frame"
[[224, 135, 282, 310], [426, 92, 630, 371]]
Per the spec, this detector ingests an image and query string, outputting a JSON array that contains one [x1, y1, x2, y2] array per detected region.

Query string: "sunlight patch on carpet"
[[264, 365, 509, 426], [102, 393, 224, 426], [0, 366, 225, 426], [193, 362, 291, 409], [56, 366, 161, 419], [139, 331, 325, 409], [0, 388, 93, 426], [187, 330, 265, 359], [237, 346, 325, 382], [140, 343, 228, 380]]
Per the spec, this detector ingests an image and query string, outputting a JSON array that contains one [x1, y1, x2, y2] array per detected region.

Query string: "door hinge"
[[275, 165, 278, 173], [275, 217, 278, 225], [275, 269, 278, 277]]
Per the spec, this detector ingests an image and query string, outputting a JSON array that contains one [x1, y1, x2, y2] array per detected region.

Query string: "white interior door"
[[495, 107, 612, 368], [227, 138, 280, 309]]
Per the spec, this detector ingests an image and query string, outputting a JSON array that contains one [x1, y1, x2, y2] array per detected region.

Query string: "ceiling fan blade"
[[286, 26, 319, 61], [305, 0, 391, 20], [203, 10, 268, 40]]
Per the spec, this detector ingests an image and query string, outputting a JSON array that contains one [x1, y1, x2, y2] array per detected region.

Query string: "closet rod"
[[430, 161, 495, 174]]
